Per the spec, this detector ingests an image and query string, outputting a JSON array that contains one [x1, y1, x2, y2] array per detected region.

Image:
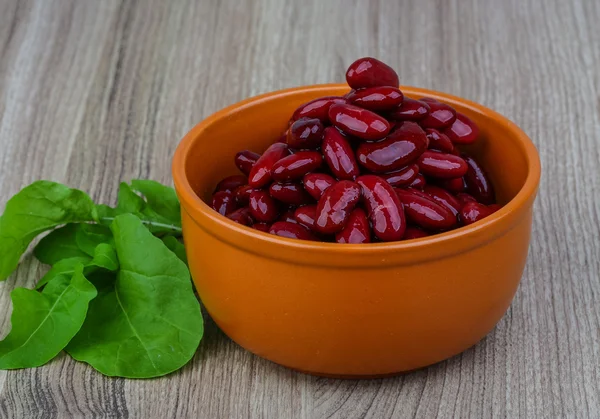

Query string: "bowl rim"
[[172, 84, 541, 265]]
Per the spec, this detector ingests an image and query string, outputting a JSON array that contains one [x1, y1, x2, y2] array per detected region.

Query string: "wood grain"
[[0, 0, 599, 417]]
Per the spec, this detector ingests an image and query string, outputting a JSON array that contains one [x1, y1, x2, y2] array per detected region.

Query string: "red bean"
[[235, 151, 260, 175], [249, 190, 279, 222], [456, 193, 477, 205], [408, 174, 426, 190], [248, 143, 289, 188], [390, 98, 430, 121], [294, 205, 318, 230], [303, 173, 336, 200], [345, 57, 399, 89], [445, 113, 479, 144], [278, 209, 297, 223], [271, 151, 323, 181], [346, 86, 404, 111], [357, 175, 406, 241], [460, 202, 493, 225], [419, 97, 439, 103], [328, 103, 391, 141], [425, 128, 454, 153], [335, 208, 371, 244], [291, 96, 347, 123], [417, 151, 468, 179], [423, 185, 462, 216], [322, 127, 360, 180], [315, 181, 361, 234], [395, 188, 456, 230], [227, 208, 252, 226], [234, 185, 258, 206], [215, 175, 248, 192], [286, 118, 324, 149], [488, 204, 502, 213], [252, 223, 271, 232], [463, 154, 496, 205], [437, 177, 465, 193], [419, 101, 457, 129], [403, 227, 429, 240], [356, 121, 427, 173], [276, 134, 287, 143], [269, 182, 313, 205], [380, 164, 419, 187], [211, 191, 236, 215], [269, 221, 317, 241]]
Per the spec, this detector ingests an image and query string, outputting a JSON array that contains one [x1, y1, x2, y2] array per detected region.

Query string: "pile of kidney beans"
[[210, 57, 500, 243]]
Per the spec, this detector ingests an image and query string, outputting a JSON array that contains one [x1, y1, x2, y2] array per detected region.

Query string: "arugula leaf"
[[0, 265, 97, 369], [75, 224, 113, 256], [34, 224, 91, 265], [161, 236, 187, 264], [0, 181, 96, 280], [130, 180, 181, 223], [66, 214, 202, 378]]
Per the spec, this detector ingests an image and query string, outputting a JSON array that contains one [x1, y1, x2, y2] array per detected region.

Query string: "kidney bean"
[[395, 188, 456, 230], [463, 154, 496, 205], [425, 128, 454, 153], [328, 103, 391, 141], [278, 208, 298, 223], [215, 175, 247, 192], [444, 113, 479, 144], [488, 204, 502, 213], [211, 191, 236, 215], [356, 121, 427, 172], [315, 180, 361, 234], [252, 223, 271, 232], [227, 208, 252, 226], [419, 101, 457, 129], [389, 98, 430, 121], [303, 173, 336, 200], [449, 146, 461, 156], [407, 174, 425, 190], [287, 118, 324, 149], [291, 96, 347, 122], [249, 190, 279, 222], [335, 208, 371, 244], [419, 97, 439, 103], [456, 192, 477, 205], [423, 185, 462, 217], [460, 202, 493, 225], [294, 205, 318, 230], [322, 127, 360, 180], [248, 143, 289, 188], [437, 177, 465, 193], [235, 151, 260, 175], [276, 134, 287, 143], [269, 182, 313, 205], [345, 57, 399, 89], [234, 185, 257, 205], [417, 151, 468, 179], [271, 151, 323, 181], [269, 221, 317, 241], [357, 175, 406, 241], [403, 226, 429, 240], [346, 86, 404, 111], [380, 164, 419, 187]]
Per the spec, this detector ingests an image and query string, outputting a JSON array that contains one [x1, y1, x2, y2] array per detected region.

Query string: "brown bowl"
[[172, 84, 541, 378]]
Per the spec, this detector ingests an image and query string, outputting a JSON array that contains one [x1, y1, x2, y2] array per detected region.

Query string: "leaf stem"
[[99, 217, 182, 235]]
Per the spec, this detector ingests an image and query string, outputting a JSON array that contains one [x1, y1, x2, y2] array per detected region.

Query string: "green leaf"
[[36, 256, 91, 289], [34, 224, 91, 265], [75, 224, 113, 256], [0, 265, 97, 369], [66, 214, 202, 378], [0, 181, 96, 280], [130, 180, 181, 223], [161, 236, 187, 264]]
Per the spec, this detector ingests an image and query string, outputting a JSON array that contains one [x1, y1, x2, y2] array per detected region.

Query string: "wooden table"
[[1, 0, 598, 417]]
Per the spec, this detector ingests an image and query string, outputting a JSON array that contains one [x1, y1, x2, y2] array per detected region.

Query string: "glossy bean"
[[315, 181, 361, 234], [425, 128, 454, 153], [269, 182, 313, 205], [423, 185, 462, 216], [357, 175, 406, 241], [322, 127, 360, 180], [380, 164, 419, 187], [403, 227, 429, 240], [252, 223, 271, 232], [303, 173, 336, 200], [419, 101, 457, 129], [286, 118, 324, 149], [456, 192, 477, 205], [417, 151, 468, 179], [269, 221, 317, 241], [215, 175, 247, 192], [211, 191, 236, 215], [463, 154, 496, 205], [278, 209, 298, 223], [395, 188, 456, 230], [328, 103, 391, 141], [335, 208, 371, 244], [234, 150, 260, 175], [356, 121, 428, 172], [248, 143, 289, 188], [294, 205, 318, 231], [271, 151, 323, 181], [345, 57, 399, 89], [248, 190, 279, 222], [444, 113, 479, 144], [460, 202, 493, 225], [227, 208, 252, 226], [234, 185, 256, 205], [346, 86, 404, 111], [389, 98, 430, 121], [291, 96, 347, 122], [408, 174, 426, 190], [437, 177, 466, 193]]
